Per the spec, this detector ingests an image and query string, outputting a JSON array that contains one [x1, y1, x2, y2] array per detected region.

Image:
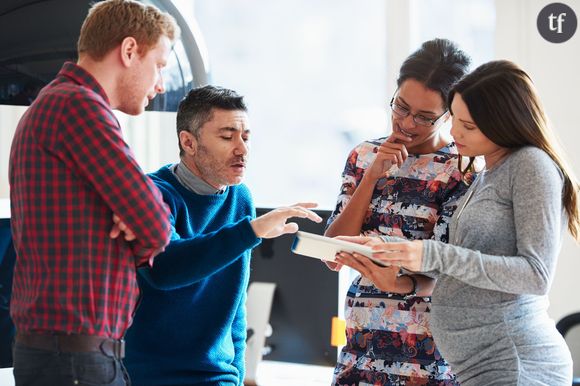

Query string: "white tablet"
[[291, 231, 389, 267]]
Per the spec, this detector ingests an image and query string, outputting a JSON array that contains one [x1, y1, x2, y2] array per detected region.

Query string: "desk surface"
[[254, 360, 334, 386]]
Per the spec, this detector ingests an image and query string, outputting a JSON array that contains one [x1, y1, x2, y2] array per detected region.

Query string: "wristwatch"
[[401, 274, 417, 300]]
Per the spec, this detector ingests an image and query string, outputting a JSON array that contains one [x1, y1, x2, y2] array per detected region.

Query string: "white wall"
[[0, 106, 25, 199], [495, 0, 580, 322]]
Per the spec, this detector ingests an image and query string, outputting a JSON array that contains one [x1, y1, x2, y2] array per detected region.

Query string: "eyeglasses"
[[389, 97, 447, 127]]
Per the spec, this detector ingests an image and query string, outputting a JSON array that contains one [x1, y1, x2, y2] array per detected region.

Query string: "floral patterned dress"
[[328, 137, 470, 386]]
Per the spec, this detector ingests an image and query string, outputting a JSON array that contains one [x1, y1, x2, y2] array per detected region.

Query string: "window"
[[409, 0, 495, 68], [179, 0, 389, 209], [176, 0, 494, 209], [1, 1, 496, 210]]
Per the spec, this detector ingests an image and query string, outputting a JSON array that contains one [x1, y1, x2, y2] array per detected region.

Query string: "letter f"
[[557, 13, 567, 33]]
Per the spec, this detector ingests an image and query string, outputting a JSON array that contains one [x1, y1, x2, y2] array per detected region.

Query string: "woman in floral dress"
[[326, 39, 472, 385]]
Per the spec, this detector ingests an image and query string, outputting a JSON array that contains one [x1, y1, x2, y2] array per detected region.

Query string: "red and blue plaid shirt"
[[9, 62, 171, 339]]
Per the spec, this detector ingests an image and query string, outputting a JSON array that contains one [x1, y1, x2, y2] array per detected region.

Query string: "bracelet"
[[400, 274, 417, 300]]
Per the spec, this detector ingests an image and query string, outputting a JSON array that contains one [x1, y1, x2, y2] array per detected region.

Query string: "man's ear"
[[120, 37, 139, 67], [179, 130, 197, 155]]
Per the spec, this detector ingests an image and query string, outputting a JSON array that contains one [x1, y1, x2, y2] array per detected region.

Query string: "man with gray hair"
[[124, 85, 321, 385]]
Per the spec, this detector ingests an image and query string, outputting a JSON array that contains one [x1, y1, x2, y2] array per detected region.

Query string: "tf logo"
[[537, 2, 577, 43]]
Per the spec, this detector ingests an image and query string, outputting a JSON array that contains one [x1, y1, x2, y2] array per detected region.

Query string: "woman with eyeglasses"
[[337, 61, 577, 385], [325, 39, 472, 385]]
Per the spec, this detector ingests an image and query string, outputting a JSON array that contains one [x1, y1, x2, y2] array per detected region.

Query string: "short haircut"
[[397, 38, 471, 110], [176, 86, 247, 156], [77, 0, 179, 61]]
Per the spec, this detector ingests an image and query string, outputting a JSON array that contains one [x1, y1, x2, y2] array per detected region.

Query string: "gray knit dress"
[[421, 146, 573, 385]]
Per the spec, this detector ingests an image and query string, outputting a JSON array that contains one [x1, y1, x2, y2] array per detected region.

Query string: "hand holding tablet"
[[291, 231, 389, 267]]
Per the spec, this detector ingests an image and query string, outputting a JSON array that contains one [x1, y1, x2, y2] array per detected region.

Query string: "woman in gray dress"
[[335, 60, 578, 385]]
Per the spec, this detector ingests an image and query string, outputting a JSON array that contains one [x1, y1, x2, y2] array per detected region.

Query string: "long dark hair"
[[449, 60, 580, 240]]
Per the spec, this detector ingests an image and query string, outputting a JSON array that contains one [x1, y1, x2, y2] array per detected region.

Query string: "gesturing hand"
[[250, 202, 322, 239], [365, 133, 412, 180]]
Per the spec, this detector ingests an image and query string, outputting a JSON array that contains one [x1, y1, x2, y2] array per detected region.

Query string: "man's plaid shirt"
[[9, 62, 171, 339]]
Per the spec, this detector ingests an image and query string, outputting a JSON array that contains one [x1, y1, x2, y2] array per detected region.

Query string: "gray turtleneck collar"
[[171, 161, 224, 195]]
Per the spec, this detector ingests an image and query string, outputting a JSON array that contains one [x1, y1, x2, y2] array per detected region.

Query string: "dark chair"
[[557, 312, 580, 385]]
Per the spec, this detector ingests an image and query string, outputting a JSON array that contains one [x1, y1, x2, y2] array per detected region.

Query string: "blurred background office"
[[1, 0, 579, 384]]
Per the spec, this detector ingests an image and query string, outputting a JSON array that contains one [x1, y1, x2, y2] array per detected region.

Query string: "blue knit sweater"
[[124, 165, 261, 386]]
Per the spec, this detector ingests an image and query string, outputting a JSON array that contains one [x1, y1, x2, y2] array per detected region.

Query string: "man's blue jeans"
[[13, 342, 130, 386]]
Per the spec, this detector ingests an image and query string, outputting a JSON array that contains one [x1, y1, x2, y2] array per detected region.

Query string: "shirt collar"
[[57, 62, 110, 105]]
